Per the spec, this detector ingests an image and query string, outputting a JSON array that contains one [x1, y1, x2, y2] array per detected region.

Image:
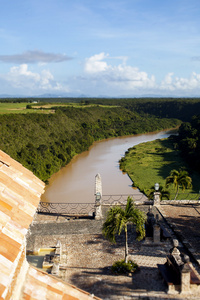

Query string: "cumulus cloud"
[[84, 52, 109, 73], [161, 72, 200, 91], [0, 50, 72, 64], [82, 53, 200, 96], [5, 64, 68, 92], [84, 53, 156, 90]]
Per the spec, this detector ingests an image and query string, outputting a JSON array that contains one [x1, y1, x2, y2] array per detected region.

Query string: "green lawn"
[[0, 102, 118, 114], [0, 102, 56, 114], [120, 137, 200, 200]]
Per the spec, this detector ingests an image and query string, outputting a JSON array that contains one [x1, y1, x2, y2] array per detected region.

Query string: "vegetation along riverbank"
[[0, 102, 180, 182], [1, 97, 200, 183], [119, 115, 200, 200]]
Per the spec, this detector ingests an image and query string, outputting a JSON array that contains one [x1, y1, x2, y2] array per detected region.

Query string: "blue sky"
[[0, 0, 200, 97]]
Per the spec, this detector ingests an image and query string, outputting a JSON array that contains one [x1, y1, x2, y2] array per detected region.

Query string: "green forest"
[[1, 97, 200, 183], [0, 103, 180, 182], [176, 115, 200, 172]]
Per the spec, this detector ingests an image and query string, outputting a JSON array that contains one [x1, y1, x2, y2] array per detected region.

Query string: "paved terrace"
[[158, 204, 200, 269], [27, 204, 200, 300]]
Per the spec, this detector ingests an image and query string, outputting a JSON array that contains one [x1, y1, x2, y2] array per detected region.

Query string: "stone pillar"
[[95, 174, 103, 220], [153, 192, 161, 206], [55, 240, 62, 256], [181, 256, 191, 294], [95, 173, 102, 196], [51, 257, 60, 276], [153, 224, 160, 243], [51, 240, 62, 276]]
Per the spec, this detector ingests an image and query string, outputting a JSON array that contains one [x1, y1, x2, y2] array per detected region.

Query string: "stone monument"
[[94, 173, 103, 219]]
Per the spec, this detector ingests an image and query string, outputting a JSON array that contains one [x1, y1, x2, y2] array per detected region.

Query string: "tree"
[[102, 197, 146, 263], [148, 185, 170, 200], [165, 168, 192, 200]]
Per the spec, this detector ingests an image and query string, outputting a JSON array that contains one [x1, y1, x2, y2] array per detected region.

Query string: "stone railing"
[[101, 194, 149, 205], [161, 200, 200, 205], [37, 202, 95, 216], [152, 192, 200, 206]]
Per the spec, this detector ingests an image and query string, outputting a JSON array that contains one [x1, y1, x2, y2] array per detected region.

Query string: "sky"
[[0, 0, 200, 97]]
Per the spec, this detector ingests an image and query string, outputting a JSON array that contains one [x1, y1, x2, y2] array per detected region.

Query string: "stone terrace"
[[158, 204, 200, 269], [27, 204, 200, 300]]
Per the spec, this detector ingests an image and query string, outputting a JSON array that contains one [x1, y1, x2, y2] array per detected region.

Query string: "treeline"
[[84, 98, 200, 122], [0, 106, 180, 182], [176, 115, 200, 173], [0, 97, 83, 103], [2, 97, 200, 122]]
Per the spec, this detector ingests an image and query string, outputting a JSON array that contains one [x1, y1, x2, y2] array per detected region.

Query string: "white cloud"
[[161, 72, 200, 91], [82, 53, 200, 96], [4, 64, 69, 92], [84, 52, 109, 73], [2, 53, 200, 97], [84, 53, 156, 91]]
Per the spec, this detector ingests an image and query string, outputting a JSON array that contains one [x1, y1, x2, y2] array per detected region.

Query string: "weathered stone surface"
[[26, 211, 200, 299]]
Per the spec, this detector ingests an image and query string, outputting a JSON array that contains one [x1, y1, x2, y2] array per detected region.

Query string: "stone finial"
[[170, 239, 181, 256], [183, 255, 190, 263], [55, 240, 62, 256], [173, 239, 179, 248]]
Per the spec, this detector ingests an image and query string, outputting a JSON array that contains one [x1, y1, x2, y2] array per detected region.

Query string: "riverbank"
[[0, 105, 181, 182], [119, 136, 200, 199], [42, 129, 177, 204]]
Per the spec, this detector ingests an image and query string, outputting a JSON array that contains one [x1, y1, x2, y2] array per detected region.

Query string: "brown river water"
[[41, 129, 177, 204]]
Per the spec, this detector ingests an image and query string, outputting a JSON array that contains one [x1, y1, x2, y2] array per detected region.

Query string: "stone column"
[[95, 174, 103, 220], [95, 173, 102, 196], [51, 240, 62, 276], [55, 240, 62, 256], [181, 256, 191, 294], [153, 192, 161, 206], [153, 223, 160, 243]]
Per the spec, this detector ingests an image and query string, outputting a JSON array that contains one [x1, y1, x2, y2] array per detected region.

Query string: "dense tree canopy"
[[0, 105, 180, 182], [176, 115, 200, 173]]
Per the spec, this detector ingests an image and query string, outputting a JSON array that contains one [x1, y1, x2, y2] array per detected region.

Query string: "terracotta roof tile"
[[0, 233, 21, 262], [0, 150, 45, 299], [62, 295, 79, 300], [0, 150, 101, 300], [0, 284, 6, 298], [22, 266, 100, 300]]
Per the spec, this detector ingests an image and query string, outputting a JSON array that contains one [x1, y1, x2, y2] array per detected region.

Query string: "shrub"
[[111, 259, 138, 275]]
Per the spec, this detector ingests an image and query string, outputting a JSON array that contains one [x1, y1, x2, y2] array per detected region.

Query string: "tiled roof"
[[0, 150, 100, 300], [0, 150, 45, 299], [23, 266, 101, 300]]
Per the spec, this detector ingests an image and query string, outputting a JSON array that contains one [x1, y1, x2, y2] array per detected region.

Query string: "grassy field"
[[0, 102, 118, 114], [120, 137, 200, 200], [0, 102, 56, 114], [0, 102, 29, 114]]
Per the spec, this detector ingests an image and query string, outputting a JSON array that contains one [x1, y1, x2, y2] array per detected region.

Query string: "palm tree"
[[102, 197, 146, 263], [165, 168, 192, 200], [148, 185, 170, 200]]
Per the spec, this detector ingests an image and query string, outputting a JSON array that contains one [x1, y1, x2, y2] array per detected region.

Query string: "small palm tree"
[[102, 197, 146, 263], [148, 185, 170, 200], [165, 168, 192, 200]]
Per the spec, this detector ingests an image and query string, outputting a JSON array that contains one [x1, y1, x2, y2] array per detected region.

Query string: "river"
[[41, 129, 177, 204]]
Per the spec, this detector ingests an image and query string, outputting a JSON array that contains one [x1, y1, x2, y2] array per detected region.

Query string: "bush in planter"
[[111, 259, 139, 275]]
